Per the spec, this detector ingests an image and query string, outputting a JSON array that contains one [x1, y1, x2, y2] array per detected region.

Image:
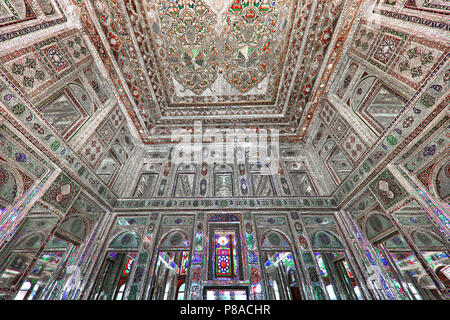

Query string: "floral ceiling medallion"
[[151, 0, 289, 95]]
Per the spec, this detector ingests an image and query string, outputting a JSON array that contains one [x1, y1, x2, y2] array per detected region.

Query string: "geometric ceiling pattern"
[[88, 0, 355, 144]]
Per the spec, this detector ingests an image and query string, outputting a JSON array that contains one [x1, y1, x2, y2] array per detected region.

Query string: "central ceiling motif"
[[86, 0, 351, 143]]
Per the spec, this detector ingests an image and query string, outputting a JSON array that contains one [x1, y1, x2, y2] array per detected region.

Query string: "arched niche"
[[67, 83, 93, 115], [286, 162, 317, 197], [0, 232, 44, 291], [96, 151, 122, 187], [119, 126, 135, 151], [132, 163, 162, 198], [384, 234, 410, 250], [89, 231, 141, 300], [213, 163, 233, 172], [350, 76, 377, 111], [35, 0, 56, 16], [2, 1, 26, 20], [259, 229, 303, 300], [377, 229, 446, 300], [249, 163, 276, 196], [364, 212, 395, 241], [319, 140, 336, 160], [418, 275, 436, 290], [15, 232, 45, 250], [172, 164, 197, 197], [310, 230, 363, 300], [326, 146, 353, 183], [336, 61, 358, 99], [286, 162, 307, 172], [0, 229, 70, 300], [141, 163, 162, 173], [158, 230, 190, 249], [55, 215, 89, 245], [148, 230, 192, 300]]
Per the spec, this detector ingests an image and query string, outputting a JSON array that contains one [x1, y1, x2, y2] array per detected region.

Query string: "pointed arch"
[[108, 231, 141, 250], [311, 230, 344, 250]]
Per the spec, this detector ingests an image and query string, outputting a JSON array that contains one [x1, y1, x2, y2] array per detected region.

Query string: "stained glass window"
[[423, 251, 449, 269], [40, 252, 63, 264], [158, 252, 178, 273], [214, 231, 238, 278], [216, 248, 231, 276], [282, 253, 295, 270], [31, 263, 43, 275], [150, 250, 191, 300]]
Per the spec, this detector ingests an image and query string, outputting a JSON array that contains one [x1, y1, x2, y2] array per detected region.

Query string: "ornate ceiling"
[[152, 0, 291, 98], [88, 0, 359, 144]]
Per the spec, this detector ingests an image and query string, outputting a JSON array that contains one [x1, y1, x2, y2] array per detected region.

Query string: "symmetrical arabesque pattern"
[[81, 0, 346, 143]]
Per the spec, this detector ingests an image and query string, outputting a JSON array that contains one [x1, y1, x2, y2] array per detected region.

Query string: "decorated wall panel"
[[0, 29, 92, 100]]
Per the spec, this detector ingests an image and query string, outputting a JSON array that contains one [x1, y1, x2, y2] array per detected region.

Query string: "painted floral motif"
[[42, 173, 80, 212], [369, 170, 408, 209], [155, 0, 287, 93], [373, 35, 401, 64]]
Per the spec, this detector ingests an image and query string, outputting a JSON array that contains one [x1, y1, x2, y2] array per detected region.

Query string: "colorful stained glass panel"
[[216, 248, 232, 276]]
